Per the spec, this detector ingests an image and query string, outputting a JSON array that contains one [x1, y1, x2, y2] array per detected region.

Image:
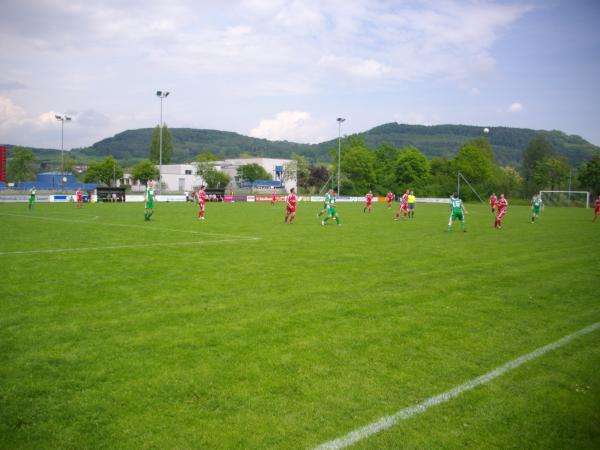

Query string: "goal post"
[[539, 190, 590, 208]]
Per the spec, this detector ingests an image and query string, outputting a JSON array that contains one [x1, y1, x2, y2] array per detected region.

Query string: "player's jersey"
[[325, 193, 336, 207], [407, 194, 416, 204], [366, 193, 373, 204], [386, 192, 393, 202], [145, 188, 155, 202], [497, 198, 508, 211], [490, 195, 497, 205], [76, 189, 82, 199], [595, 199, 600, 211], [198, 190, 206, 205], [450, 197, 463, 213], [401, 193, 408, 206], [531, 197, 543, 209], [287, 193, 297, 207], [30, 188, 36, 197]]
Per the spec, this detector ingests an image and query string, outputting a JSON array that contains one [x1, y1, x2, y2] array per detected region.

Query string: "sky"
[[1, 0, 599, 151]]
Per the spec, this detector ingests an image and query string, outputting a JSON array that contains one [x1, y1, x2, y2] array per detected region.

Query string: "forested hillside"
[[9, 123, 599, 168]]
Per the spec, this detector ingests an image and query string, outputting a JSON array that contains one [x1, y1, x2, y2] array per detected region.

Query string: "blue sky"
[[0, 0, 599, 151]]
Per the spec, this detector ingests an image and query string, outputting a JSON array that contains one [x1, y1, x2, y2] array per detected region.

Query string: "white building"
[[126, 157, 296, 193], [213, 157, 296, 192]]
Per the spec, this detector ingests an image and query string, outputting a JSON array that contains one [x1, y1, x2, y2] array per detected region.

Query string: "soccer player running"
[[489, 192, 497, 213], [447, 192, 468, 232], [321, 189, 341, 226], [593, 195, 600, 222], [494, 193, 509, 229], [530, 194, 544, 223], [394, 190, 409, 220], [285, 188, 297, 224], [144, 181, 155, 221], [407, 190, 416, 218], [386, 191, 394, 209], [197, 185, 207, 220], [28, 186, 36, 210], [75, 187, 83, 208], [364, 190, 373, 213], [271, 190, 277, 206]]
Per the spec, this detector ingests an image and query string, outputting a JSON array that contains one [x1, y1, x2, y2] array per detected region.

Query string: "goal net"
[[539, 190, 590, 208]]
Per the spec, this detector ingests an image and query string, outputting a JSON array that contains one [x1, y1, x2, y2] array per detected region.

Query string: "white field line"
[[0, 238, 258, 256], [314, 321, 600, 450], [0, 212, 257, 240]]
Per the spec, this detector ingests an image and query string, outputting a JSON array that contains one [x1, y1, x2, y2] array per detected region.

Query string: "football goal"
[[539, 190, 590, 208]]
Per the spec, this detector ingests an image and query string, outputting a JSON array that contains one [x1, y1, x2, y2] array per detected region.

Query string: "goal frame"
[[539, 190, 590, 208]]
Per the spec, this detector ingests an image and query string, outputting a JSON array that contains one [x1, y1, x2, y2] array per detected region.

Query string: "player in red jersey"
[[285, 188, 298, 224], [394, 190, 409, 220], [364, 190, 374, 213], [489, 192, 497, 213], [75, 187, 83, 208], [271, 190, 277, 206], [494, 193, 509, 228], [593, 195, 600, 222], [197, 185, 207, 220], [386, 191, 394, 209]]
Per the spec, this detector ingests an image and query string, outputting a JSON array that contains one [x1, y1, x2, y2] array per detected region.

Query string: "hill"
[[10, 123, 600, 168]]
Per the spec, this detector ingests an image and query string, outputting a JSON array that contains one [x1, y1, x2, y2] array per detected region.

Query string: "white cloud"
[[508, 102, 524, 113], [249, 111, 328, 143], [0, 96, 27, 128], [319, 55, 391, 79], [470, 87, 481, 96]]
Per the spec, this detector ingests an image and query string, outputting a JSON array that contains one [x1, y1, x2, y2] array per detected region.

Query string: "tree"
[[7, 147, 36, 183], [374, 143, 399, 193], [149, 124, 174, 164], [334, 136, 376, 195], [131, 160, 159, 185], [84, 156, 124, 186], [393, 146, 430, 191], [203, 169, 231, 189], [308, 165, 330, 191], [455, 137, 495, 186], [577, 154, 600, 196], [195, 151, 218, 162], [533, 157, 570, 191], [522, 135, 554, 195], [237, 163, 271, 183], [429, 157, 456, 197], [495, 166, 524, 198]]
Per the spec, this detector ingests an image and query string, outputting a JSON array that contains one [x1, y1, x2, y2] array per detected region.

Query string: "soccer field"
[[1, 200, 599, 449]]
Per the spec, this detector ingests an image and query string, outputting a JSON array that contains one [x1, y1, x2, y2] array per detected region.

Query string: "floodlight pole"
[[337, 117, 345, 195], [156, 91, 170, 194], [55, 114, 71, 191]]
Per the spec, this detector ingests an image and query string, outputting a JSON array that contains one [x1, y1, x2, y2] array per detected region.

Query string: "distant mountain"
[[9, 123, 600, 168]]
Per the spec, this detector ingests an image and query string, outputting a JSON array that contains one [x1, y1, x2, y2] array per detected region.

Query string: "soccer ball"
[[483, 127, 490, 134]]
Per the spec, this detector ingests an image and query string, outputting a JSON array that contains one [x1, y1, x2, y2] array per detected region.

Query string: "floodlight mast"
[[336, 117, 345, 195], [55, 114, 72, 191], [156, 91, 170, 194]]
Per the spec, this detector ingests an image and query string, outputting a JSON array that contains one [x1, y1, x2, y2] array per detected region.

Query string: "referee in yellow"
[[407, 190, 416, 218]]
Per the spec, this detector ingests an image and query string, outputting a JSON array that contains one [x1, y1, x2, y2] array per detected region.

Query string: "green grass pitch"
[[1, 200, 599, 449]]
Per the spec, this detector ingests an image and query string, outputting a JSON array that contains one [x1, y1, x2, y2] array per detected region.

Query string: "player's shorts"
[[287, 206, 296, 213], [145, 200, 154, 209], [533, 207, 541, 215], [366, 201, 372, 206], [328, 207, 337, 216], [497, 209, 506, 219], [595, 207, 600, 214], [400, 203, 408, 210], [451, 210, 464, 221], [408, 203, 415, 210], [29, 196, 35, 202], [198, 202, 205, 210]]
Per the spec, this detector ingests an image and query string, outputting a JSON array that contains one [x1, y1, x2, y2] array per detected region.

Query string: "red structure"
[[0, 146, 6, 183]]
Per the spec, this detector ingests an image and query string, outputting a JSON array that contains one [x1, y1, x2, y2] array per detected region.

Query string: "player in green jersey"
[[144, 181, 156, 221], [447, 192, 468, 232], [28, 186, 36, 209], [531, 194, 544, 223], [321, 189, 341, 226]]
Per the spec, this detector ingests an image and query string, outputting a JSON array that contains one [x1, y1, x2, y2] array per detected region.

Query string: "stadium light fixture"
[[337, 117, 345, 195], [55, 114, 72, 191], [156, 91, 170, 194]]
